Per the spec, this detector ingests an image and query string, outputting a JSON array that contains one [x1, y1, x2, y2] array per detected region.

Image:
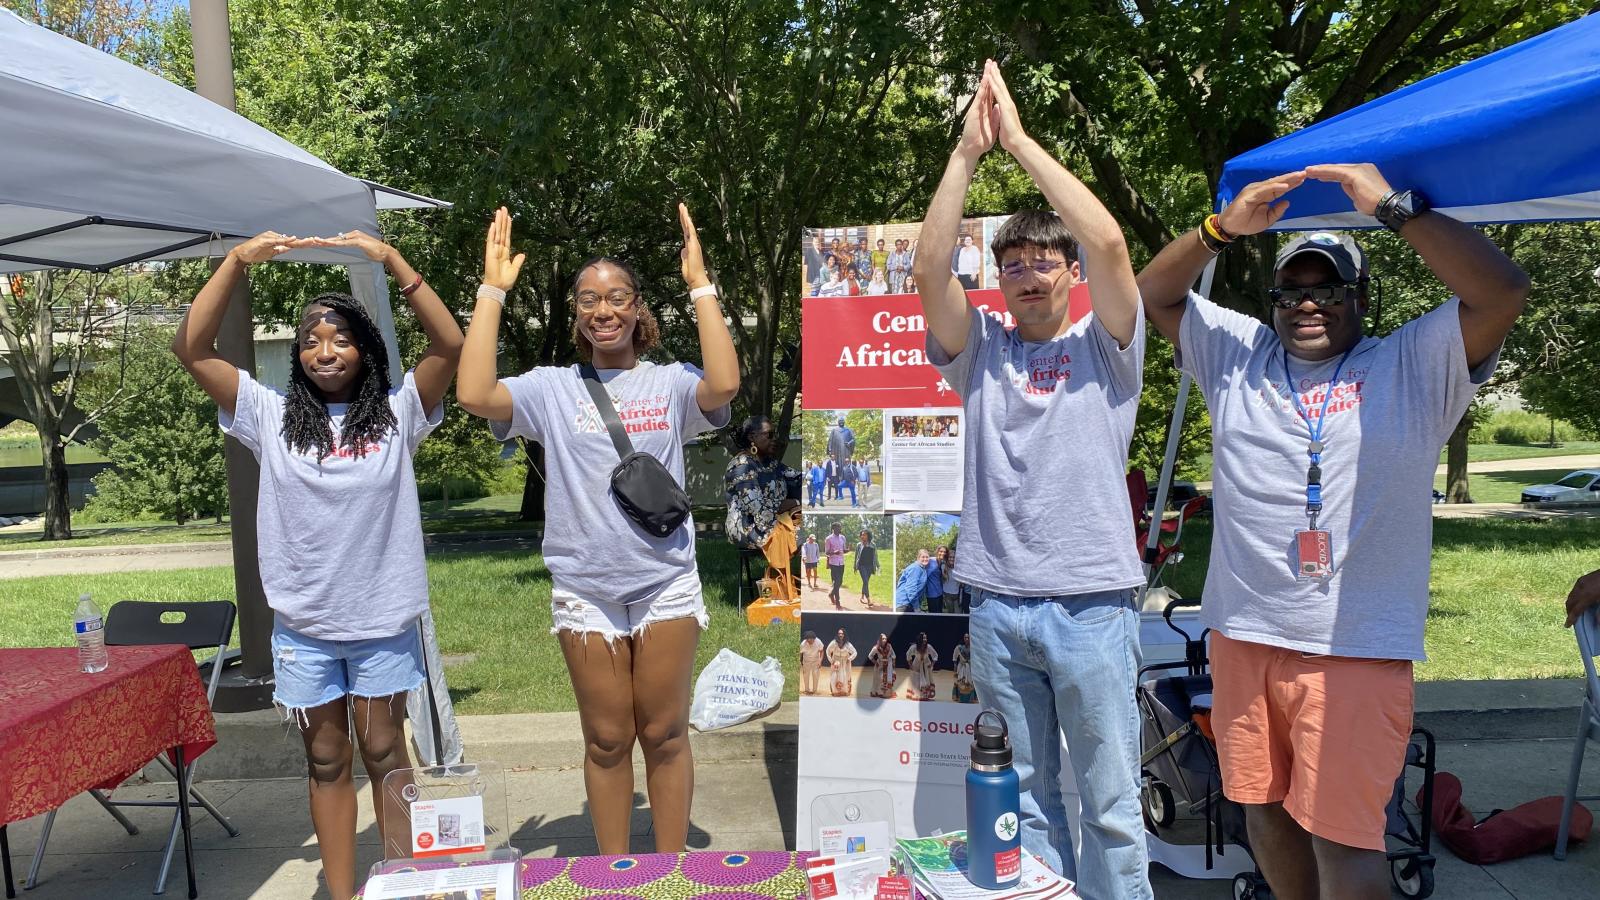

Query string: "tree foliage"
[[78, 324, 228, 524], [120, 0, 1599, 508]]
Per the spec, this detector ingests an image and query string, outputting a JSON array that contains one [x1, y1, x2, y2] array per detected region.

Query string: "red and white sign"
[[801, 286, 1090, 410]]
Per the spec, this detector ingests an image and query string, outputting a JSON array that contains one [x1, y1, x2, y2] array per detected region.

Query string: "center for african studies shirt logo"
[[994, 811, 1019, 841]]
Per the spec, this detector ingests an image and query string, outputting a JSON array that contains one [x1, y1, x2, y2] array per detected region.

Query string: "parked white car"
[[1521, 469, 1600, 504]]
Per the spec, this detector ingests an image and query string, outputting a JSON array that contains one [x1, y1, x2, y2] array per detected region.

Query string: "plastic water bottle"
[[74, 593, 108, 673], [966, 709, 1022, 889]]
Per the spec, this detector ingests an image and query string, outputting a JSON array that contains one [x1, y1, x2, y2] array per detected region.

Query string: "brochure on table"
[[364, 763, 520, 899]]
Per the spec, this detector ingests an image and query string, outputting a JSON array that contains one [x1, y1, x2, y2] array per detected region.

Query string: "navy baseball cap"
[[1274, 232, 1368, 282]]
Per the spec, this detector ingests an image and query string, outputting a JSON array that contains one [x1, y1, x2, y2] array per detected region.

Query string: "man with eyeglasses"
[[913, 61, 1150, 897], [1137, 163, 1529, 900]]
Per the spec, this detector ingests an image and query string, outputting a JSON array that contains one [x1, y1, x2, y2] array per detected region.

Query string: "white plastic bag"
[[688, 648, 784, 732]]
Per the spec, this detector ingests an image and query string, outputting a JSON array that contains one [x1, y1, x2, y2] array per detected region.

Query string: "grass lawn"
[[1155, 516, 1600, 681], [4, 515, 1593, 706], [0, 540, 797, 715], [1440, 441, 1600, 464], [0, 521, 236, 550], [1431, 468, 1587, 504], [1188, 443, 1600, 482]]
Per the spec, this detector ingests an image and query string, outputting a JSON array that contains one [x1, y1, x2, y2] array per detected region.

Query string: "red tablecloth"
[[0, 645, 218, 825]]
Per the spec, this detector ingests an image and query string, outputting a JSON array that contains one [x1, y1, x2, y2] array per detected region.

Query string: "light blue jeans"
[[969, 589, 1151, 900]]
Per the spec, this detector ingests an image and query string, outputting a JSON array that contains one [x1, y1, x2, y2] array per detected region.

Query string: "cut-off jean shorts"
[[551, 571, 709, 644], [271, 617, 424, 726]]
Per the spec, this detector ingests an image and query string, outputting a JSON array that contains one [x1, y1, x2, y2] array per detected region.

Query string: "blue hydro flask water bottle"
[[966, 709, 1022, 889]]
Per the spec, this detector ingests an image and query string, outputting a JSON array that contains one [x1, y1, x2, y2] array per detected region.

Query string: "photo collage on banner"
[[794, 216, 1093, 851]]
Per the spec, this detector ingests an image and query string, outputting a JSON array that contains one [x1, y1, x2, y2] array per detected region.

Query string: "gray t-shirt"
[[492, 362, 730, 604], [1179, 294, 1497, 660], [928, 305, 1146, 597], [221, 369, 442, 641]]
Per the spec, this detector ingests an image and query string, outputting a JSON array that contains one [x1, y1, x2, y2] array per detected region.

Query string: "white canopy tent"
[[0, 7, 450, 377], [0, 8, 446, 274], [0, 8, 463, 762]]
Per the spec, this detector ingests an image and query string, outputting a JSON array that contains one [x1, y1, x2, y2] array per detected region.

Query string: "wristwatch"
[[1375, 189, 1429, 232]]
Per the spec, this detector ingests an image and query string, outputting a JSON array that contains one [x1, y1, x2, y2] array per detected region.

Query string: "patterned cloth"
[[361, 851, 814, 899], [724, 452, 800, 550], [0, 645, 217, 824]]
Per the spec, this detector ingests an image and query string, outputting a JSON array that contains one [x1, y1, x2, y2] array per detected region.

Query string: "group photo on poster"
[[803, 219, 1000, 299], [800, 613, 976, 705], [800, 408, 885, 511], [891, 514, 969, 615]]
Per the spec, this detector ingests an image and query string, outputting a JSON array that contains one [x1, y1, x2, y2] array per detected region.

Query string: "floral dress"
[[724, 452, 800, 551], [867, 642, 896, 698], [905, 643, 938, 701], [951, 643, 977, 703], [827, 640, 857, 696]]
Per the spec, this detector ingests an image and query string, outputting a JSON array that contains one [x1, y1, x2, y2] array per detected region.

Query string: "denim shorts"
[[550, 571, 709, 643], [271, 618, 425, 715]]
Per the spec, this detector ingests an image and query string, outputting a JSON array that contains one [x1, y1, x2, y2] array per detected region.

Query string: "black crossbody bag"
[[579, 364, 692, 538]]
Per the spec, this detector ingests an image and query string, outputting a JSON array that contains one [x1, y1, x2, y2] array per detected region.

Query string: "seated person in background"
[[725, 415, 801, 552]]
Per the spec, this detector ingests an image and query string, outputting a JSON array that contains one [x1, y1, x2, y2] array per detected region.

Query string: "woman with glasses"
[[456, 204, 739, 854]]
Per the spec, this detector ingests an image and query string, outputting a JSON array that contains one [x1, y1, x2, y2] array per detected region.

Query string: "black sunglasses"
[[1266, 282, 1362, 309]]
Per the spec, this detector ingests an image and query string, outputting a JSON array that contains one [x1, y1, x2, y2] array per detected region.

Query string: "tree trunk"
[[441, 480, 450, 513], [1445, 411, 1473, 503], [519, 441, 546, 522], [40, 432, 71, 540]]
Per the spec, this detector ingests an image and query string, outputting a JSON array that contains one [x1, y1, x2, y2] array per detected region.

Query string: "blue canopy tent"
[[1144, 11, 1600, 571]]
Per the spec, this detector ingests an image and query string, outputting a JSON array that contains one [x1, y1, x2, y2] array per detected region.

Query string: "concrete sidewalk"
[[5, 737, 1597, 899], [7, 680, 1600, 899]]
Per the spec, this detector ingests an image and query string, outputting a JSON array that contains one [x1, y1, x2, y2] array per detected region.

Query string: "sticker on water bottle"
[[75, 617, 102, 634], [993, 811, 1018, 842], [993, 846, 1020, 879]]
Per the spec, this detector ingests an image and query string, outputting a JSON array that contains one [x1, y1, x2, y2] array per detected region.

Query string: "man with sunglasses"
[[1137, 163, 1529, 900], [914, 61, 1150, 898]]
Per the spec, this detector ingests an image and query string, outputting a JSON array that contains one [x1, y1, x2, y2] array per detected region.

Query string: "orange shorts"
[[1210, 631, 1414, 851]]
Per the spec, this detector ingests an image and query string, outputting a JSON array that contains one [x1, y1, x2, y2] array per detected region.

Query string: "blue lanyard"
[[1280, 348, 1353, 524]]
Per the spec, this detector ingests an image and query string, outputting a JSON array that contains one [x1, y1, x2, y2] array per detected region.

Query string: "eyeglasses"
[[1266, 283, 1360, 309], [999, 259, 1066, 280], [575, 291, 636, 313]]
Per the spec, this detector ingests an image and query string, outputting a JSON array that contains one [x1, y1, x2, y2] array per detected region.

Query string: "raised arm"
[[306, 231, 464, 413], [1305, 164, 1529, 368], [680, 203, 740, 412], [456, 207, 525, 422], [914, 74, 996, 359], [1136, 171, 1305, 349], [985, 61, 1138, 347], [171, 232, 299, 415]]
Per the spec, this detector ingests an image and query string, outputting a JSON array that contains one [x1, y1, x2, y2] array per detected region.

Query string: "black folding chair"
[[26, 600, 238, 897]]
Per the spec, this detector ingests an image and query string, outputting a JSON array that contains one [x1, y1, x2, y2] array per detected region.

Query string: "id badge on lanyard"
[[1283, 349, 1350, 581]]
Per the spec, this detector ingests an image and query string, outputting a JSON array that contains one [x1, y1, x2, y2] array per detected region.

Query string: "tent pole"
[[348, 260, 403, 386], [1143, 258, 1216, 587], [194, 0, 273, 708]]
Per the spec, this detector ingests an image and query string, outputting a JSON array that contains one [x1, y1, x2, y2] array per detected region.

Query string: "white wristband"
[[689, 284, 719, 300], [476, 283, 507, 305]]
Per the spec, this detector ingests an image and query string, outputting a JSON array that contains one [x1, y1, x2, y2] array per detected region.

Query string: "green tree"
[[3, 0, 177, 538], [77, 324, 228, 524], [892, 514, 959, 573], [1499, 223, 1600, 439]]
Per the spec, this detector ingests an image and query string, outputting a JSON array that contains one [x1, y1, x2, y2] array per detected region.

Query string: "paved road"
[[1438, 453, 1600, 475]]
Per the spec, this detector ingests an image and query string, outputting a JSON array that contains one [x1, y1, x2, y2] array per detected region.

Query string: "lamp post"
[[191, 0, 273, 710]]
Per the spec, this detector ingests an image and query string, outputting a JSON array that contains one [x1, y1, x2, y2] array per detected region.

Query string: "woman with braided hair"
[[458, 204, 738, 854], [172, 227, 461, 900]]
